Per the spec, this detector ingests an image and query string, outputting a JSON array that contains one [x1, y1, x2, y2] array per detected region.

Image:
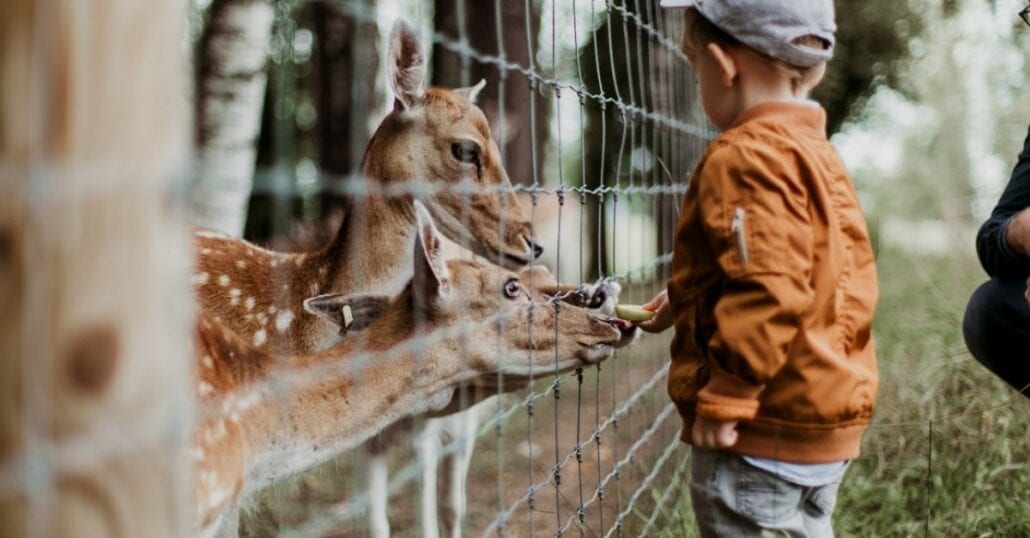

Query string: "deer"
[[190, 20, 633, 537], [192, 20, 544, 355], [191, 204, 623, 537]]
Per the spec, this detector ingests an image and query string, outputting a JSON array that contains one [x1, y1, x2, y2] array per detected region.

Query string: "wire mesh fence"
[[4, 0, 1029, 537]]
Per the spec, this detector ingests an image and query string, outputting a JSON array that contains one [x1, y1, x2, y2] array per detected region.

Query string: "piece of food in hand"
[[614, 304, 656, 322]]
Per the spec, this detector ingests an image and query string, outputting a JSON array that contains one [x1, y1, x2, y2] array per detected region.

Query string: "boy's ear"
[[707, 43, 738, 88], [303, 293, 393, 334]]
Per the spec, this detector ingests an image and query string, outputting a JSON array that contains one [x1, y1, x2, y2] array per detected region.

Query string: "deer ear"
[[454, 79, 487, 104], [303, 294, 393, 334], [412, 200, 450, 305], [388, 20, 426, 110]]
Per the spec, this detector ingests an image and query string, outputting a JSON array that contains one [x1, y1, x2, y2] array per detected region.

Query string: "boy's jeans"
[[689, 447, 842, 538]]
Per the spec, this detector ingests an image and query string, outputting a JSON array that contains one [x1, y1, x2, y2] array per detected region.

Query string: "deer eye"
[[503, 278, 522, 300], [451, 141, 481, 170]]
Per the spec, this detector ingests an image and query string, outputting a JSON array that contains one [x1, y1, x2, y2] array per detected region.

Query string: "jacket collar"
[[730, 100, 827, 137]]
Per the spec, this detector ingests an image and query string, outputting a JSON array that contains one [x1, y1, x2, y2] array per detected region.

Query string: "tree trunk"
[[0, 0, 193, 537], [432, 0, 549, 188], [313, 0, 379, 206], [192, 0, 274, 236]]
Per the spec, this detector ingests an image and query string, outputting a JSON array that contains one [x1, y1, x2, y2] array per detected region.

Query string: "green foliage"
[[814, 0, 923, 134]]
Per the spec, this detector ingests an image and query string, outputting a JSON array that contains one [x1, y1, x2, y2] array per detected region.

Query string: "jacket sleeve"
[[694, 143, 815, 422], [976, 126, 1030, 278]]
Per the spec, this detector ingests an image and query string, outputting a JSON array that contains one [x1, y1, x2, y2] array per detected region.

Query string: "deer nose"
[[525, 237, 544, 260]]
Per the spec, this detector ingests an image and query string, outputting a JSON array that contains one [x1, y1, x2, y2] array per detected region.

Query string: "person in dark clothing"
[[963, 122, 1030, 397]]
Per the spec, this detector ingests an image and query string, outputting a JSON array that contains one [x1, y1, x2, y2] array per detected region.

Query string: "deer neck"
[[240, 320, 471, 493], [322, 194, 416, 297]]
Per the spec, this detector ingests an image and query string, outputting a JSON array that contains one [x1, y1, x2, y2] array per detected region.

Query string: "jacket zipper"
[[730, 206, 750, 264]]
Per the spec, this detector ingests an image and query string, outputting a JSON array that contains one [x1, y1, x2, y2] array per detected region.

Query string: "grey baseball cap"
[[660, 0, 836, 68]]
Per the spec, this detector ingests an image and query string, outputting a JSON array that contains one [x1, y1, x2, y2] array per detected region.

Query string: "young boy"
[[638, 1, 879, 535]]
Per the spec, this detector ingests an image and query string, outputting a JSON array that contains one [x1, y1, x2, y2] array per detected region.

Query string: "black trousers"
[[963, 277, 1030, 396]]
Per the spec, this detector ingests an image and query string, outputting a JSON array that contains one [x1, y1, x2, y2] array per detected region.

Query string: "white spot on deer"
[[203, 420, 227, 443], [281, 284, 289, 292], [245, 297, 256, 311], [244, 314, 253, 322], [229, 288, 241, 305], [236, 260, 247, 269], [253, 329, 267, 346], [294, 254, 307, 267], [198, 381, 214, 397], [200, 248, 213, 255], [236, 391, 262, 411], [196, 230, 230, 239], [191, 272, 210, 286], [202, 355, 214, 369], [218, 274, 230, 287], [275, 310, 294, 333], [267, 305, 277, 314], [201, 470, 218, 487], [318, 266, 328, 277], [206, 485, 233, 512]]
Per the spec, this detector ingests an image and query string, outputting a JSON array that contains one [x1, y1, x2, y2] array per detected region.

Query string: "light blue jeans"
[[689, 447, 842, 537]]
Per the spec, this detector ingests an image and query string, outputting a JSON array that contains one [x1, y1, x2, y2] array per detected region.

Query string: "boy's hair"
[[681, 8, 828, 90]]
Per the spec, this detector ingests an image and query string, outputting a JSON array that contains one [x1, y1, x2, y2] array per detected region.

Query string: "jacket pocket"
[[730, 206, 750, 265]]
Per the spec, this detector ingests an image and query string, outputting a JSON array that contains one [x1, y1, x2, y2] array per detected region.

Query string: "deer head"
[[360, 20, 541, 270], [306, 202, 620, 375]]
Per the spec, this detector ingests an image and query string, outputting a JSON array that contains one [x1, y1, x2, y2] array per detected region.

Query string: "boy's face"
[[687, 46, 740, 131]]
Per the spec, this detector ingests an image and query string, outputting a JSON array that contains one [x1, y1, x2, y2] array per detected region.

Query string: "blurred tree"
[[814, 0, 923, 134], [311, 0, 379, 214], [246, 1, 379, 249], [192, 0, 275, 236], [580, 1, 706, 278], [432, 0, 549, 188]]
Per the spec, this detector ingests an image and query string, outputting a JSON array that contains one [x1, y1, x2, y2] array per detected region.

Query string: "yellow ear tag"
[[342, 305, 354, 329]]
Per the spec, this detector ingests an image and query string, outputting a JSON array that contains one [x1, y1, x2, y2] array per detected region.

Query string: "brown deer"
[[191, 205, 622, 536], [192, 20, 543, 356]]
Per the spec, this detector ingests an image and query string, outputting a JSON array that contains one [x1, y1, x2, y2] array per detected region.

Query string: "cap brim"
[[659, 0, 698, 8]]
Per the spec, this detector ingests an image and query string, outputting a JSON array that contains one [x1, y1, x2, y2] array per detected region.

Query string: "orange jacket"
[[667, 101, 878, 463]]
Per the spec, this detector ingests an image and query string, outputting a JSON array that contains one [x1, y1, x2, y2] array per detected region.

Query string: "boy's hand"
[[691, 416, 739, 449], [636, 290, 673, 333]]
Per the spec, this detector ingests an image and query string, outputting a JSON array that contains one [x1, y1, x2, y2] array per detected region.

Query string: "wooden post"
[[0, 1, 193, 536]]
